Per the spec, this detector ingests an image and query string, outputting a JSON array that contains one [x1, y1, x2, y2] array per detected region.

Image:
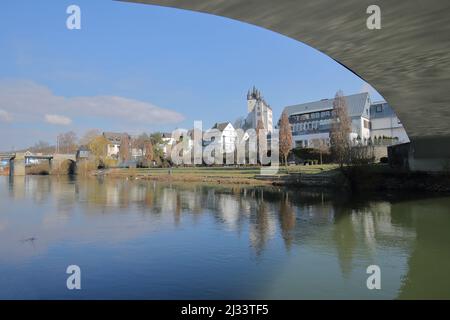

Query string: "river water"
[[0, 176, 449, 299]]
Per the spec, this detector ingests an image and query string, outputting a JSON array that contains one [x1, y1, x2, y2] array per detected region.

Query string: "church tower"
[[245, 86, 273, 133], [247, 86, 260, 113]]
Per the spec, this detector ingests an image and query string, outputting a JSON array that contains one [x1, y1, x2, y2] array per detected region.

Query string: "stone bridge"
[[122, 0, 450, 171], [0, 153, 77, 176]]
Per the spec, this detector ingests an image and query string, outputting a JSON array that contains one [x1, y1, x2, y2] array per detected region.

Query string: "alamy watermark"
[[66, 5, 81, 30], [169, 121, 280, 175], [367, 5, 381, 30], [366, 265, 381, 290], [66, 265, 81, 290]]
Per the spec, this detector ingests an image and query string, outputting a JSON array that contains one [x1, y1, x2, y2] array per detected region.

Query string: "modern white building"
[[370, 101, 409, 144], [242, 87, 273, 133], [282, 92, 372, 148]]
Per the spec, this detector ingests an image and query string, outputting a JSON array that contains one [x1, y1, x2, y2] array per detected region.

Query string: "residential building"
[[76, 145, 91, 160], [130, 147, 144, 161], [161, 132, 175, 157], [370, 101, 409, 144], [102, 132, 130, 159], [210, 122, 237, 153], [282, 92, 372, 148]]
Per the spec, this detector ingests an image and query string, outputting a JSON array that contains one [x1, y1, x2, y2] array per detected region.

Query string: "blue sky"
[[0, 0, 382, 151]]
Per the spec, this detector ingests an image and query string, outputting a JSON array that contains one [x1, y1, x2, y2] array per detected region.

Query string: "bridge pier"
[[11, 159, 26, 176], [10, 153, 26, 177], [408, 136, 450, 172]]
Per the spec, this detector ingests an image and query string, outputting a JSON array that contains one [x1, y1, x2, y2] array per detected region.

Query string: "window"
[[363, 120, 370, 129], [321, 111, 331, 118], [311, 112, 320, 119], [376, 104, 383, 113]]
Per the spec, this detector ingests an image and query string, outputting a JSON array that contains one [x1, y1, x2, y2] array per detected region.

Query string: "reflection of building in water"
[[249, 201, 277, 255], [217, 195, 241, 230], [105, 181, 121, 207], [332, 201, 416, 278]]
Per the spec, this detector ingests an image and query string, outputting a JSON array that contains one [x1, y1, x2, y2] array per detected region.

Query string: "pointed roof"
[[212, 122, 233, 131]]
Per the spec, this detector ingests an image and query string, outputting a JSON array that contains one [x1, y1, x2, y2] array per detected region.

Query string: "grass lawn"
[[109, 164, 339, 178]]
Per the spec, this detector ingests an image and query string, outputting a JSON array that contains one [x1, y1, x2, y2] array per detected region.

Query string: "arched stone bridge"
[[122, 0, 450, 171], [0, 153, 76, 176]]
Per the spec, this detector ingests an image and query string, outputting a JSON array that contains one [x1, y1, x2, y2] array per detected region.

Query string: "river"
[[0, 176, 449, 299]]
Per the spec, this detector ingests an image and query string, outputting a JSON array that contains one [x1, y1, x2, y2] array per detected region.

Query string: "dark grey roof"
[[212, 122, 232, 131], [77, 145, 90, 152], [370, 101, 397, 119], [161, 132, 172, 139], [284, 92, 371, 118], [102, 132, 129, 144]]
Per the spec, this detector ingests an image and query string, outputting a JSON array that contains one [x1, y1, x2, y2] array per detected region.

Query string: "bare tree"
[[30, 141, 54, 154], [145, 140, 154, 165], [330, 90, 352, 167], [119, 134, 131, 162], [279, 111, 293, 167], [79, 129, 101, 146], [57, 131, 78, 154]]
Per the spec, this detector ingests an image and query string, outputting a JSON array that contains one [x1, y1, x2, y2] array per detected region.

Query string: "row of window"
[[289, 110, 333, 123], [291, 119, 333, 132], [294, 138, 330, 148]]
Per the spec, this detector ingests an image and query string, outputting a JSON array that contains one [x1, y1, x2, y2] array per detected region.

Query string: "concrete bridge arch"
[[123, 0, 450, 171]]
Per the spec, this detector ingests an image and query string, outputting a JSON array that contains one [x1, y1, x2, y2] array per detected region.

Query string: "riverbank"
[[91, 164, 450, 193], [343, 165, 450, 193], [92, 165, 339, 186]]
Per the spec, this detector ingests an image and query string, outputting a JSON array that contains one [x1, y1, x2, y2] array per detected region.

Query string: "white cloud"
[[0, 79, 185, 125], [45, 114, 72, 125], [0, 109, 12, 122]]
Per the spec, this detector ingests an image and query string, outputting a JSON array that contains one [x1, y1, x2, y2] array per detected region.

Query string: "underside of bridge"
[[122, 0, 450, 171]]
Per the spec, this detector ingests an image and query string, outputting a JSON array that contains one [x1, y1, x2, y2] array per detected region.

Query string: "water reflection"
[[0, 176, 449, 299]]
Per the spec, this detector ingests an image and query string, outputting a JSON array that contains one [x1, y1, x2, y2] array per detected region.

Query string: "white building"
[[161, 132, 176, 157], [282, 93, 373, 148], [103, 132, 130, 159], [370, 101, 409, 144], [210, 122, 237, 154], [242, 87, 273, 133]]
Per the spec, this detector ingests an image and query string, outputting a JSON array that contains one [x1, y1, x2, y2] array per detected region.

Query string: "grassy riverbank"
[[95, 165, 339, 185], [93, 164, 450, 193]]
